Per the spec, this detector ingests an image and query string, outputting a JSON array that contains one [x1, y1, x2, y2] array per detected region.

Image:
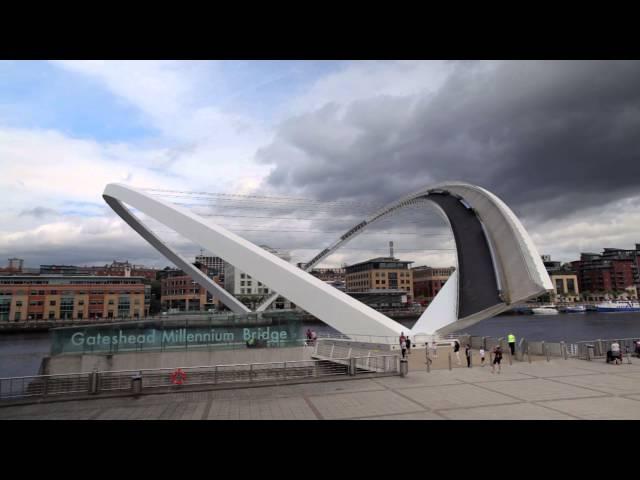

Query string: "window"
[[50, 300, 56, 306], [16, 301, 22, 307], [14, 312, 20, 321], [49, 312, 55, 320]]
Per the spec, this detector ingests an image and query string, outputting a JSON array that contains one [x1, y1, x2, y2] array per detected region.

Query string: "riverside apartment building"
[[0, 275, 150, 322]]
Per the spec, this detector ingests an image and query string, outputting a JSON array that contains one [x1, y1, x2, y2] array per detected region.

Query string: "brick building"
[[0, 275, 150, 322], [344, 257, 413, 298], [90, 260, 159, 281], [159, 263, 223, 312], [411, 265, 455, 303], [571, 248, 640, 296]]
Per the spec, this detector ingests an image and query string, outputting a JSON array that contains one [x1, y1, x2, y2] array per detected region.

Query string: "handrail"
[[0, 353, 401, 401]]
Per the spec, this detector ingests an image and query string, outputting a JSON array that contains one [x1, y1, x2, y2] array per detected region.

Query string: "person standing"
[[453, 340, 461, 365], [508, 333, 516, 356], [611, 341, 621, 365], [465, 344, 472, 368], [492, 344, 503, 374], [406, 336, 412, 355], [399, 332, 406, 347], [401, 339, 407, 359]]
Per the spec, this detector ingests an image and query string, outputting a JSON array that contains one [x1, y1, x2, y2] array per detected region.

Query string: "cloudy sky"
[[1, 60, 640, 270]]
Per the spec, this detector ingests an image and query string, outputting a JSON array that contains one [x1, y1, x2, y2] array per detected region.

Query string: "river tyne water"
[[1, 312, 639, 378]]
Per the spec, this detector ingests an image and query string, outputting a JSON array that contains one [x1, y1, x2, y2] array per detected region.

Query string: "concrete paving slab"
[[539, 396, 640, 420], [439, 402, 577, 420], [448, 367, 535, 383], [549, 373, 640, 396], [206, 397, 317, 420], [564, 361, 640, 374], [371, 371, 462, 389], [274, 378, 386, 397], [398, 383, 519, 410], [358, 411, 444, 420], [507, 362, 599, 378], [309, 390, 423, 420], [477, 378, 606, 402]]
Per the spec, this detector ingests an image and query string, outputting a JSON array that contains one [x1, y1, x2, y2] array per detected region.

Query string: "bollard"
[[400, 359, 408, 377], [561, 341, 567, 360], [349, 357, 357, 376], [448, 352, 452, 371], [131, 373, 142, 395], [507, 350, 512, 365], [88, 369, 99, 395]]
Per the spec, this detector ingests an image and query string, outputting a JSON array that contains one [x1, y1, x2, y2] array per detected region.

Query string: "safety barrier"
[[0, 354, 400, 402]]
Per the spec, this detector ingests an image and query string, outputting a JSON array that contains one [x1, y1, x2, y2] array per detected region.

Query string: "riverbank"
[[2, 312, 639, 378]]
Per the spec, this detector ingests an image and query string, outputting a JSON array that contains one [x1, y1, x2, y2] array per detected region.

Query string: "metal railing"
[[0, 354, 400, 402]]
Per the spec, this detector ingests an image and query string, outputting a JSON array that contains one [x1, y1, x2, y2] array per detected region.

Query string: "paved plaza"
[[2, 357, 640, 419]]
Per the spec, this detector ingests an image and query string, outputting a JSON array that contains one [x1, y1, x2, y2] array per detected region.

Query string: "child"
[[479, 348, 486, 366]]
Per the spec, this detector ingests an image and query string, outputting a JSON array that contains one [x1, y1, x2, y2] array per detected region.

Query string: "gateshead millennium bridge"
[[103, 182, 553, 344]]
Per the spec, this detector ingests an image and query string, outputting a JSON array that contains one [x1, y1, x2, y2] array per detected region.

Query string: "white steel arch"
[[103, 183, 407, 341], [103, 182, 552, 342], [257, 182, 553, 332]]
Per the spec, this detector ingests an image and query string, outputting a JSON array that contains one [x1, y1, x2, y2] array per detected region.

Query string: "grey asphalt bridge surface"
[[2, 357, 640, 420]]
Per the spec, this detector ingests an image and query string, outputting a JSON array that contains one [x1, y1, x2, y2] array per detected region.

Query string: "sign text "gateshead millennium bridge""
[[70, 327, 289, 346]]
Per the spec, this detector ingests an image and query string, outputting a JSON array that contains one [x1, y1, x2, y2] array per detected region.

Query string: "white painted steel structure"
[[103, 182, 552, 344]]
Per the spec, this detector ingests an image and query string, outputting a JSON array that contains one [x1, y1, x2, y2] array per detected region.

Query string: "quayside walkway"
[[2, 358, 640, 419]]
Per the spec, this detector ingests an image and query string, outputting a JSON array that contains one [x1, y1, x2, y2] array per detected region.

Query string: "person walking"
[[453, 340, 461, 365], [465, 343, 472, 368], [406, 336, 412, 355], [479, 347, 486, 366], [508, 333, 516, 356], [401, 338, 407, 359], [399, 332, 406, 347], [492, 344, 503, 374]]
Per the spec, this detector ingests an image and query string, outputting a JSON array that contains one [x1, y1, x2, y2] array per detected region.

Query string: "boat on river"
[[595, 301, 640, 312], [564, 305, 586, 313], [531, 305, 559, 315]]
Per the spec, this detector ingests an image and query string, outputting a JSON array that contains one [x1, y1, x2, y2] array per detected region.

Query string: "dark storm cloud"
[[257, 61, 640, 220]]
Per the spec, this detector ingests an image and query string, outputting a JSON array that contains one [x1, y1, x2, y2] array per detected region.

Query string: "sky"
[[1, 60, 640, 270]]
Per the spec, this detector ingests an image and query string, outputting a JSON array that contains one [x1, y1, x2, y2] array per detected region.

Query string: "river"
[[1, 312, 639, 378]]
